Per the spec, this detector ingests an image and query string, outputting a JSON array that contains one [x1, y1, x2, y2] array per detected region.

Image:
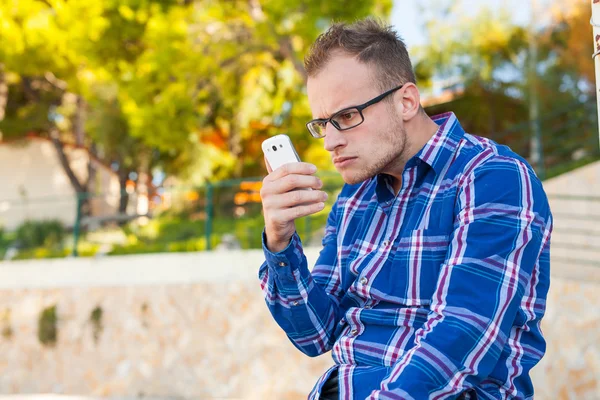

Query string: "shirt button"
[[292, 301, 299, 306], [350, 329, 358, 336], [382, 240, 390, 247], [339, 319, 345, 325], [278, 261, 286, 267], [359, 277, 368, 285]]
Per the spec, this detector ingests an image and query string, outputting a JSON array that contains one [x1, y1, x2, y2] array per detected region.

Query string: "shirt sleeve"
[[368, 155, 553, 400], [259, 193, 346, 357]]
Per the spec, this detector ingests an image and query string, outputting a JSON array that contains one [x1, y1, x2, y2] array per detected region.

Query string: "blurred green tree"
[[413, 3, 530, 137], [414, 0, 597, 176], [0, 0, 392, 195]]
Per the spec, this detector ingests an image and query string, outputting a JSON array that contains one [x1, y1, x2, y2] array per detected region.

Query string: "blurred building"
[[0, 136, 120, 231]]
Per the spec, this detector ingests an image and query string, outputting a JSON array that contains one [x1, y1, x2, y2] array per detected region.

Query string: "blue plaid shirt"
[[259, 113, 552, 400]]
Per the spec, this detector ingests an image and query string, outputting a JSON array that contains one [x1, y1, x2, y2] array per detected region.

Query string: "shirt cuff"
[[262, 230, 304, 281]]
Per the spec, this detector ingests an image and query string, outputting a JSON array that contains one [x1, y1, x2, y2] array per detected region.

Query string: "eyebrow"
[[317, 103, 358, 121]]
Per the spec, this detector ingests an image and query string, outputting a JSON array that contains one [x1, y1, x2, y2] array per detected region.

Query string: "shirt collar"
[[373, 112, 466, 205], [413, 112, 466, 176]]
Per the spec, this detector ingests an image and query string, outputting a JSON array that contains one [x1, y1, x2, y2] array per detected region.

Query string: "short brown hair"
[[304, 18, 417, 91]]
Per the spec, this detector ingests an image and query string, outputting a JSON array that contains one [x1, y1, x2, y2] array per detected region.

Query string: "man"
[[258, 18, 552, 400]]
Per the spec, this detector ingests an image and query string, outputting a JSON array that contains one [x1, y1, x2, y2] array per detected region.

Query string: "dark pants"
[[317, 371, 477, 399], [319, 371, 339, 400]]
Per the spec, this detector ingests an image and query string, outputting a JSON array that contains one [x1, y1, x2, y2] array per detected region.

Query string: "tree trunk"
[[483, 83, 497, 136], [0, 64, 7, 133], [118, 169, 129, 214], [86, 142, 97, 220], [278, 37, 307, 81], [50, 131, 91, 219], [116, 168, 130, 226], [74, 96, 98, 218], [74, 95, 86, 146]]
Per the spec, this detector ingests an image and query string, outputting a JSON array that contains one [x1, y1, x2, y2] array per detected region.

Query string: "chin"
[[339, 169, 374, 185]]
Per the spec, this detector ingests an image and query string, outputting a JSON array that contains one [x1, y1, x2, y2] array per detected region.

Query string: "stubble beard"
[[342, 121, 408, 185]]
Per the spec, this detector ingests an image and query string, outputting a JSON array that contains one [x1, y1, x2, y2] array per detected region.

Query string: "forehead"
[[306, 53, 378, 117]]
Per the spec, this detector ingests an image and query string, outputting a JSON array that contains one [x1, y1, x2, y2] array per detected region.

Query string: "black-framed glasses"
[[306, 84, 405, 138]]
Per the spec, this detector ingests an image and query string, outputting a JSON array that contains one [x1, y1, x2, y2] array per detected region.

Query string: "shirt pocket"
[[389, 228, 450, 307]]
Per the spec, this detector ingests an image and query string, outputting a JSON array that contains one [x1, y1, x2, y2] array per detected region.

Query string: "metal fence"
[[1, 102, 599, 261], [1, 172, 600, 266], [0, 171, 347, 260]]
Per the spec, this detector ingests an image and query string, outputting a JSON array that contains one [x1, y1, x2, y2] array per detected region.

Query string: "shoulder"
[[452, 133, 540, 184], [453, 133, 550, 214]]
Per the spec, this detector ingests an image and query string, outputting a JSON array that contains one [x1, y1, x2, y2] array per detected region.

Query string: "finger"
[[264, 156, 273, 174], [266, 162, 317, 182], [278, 202, 326, 221], [279, 174, 322, 193], [266, 190, 328, 209], [261, 174, 322, 196]]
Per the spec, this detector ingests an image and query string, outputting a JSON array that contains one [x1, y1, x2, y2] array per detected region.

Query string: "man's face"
[[306, 53, 408, 185]]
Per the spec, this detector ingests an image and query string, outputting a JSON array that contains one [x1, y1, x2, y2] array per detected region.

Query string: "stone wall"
[[0, 248, 598, 400], [542, 160, 600, 273]]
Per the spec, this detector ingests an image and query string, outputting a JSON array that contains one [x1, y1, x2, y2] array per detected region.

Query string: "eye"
[[340, 111, 356, 120]]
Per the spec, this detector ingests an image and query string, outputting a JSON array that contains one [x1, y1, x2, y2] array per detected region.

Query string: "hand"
[[260, 158, 328, 253]]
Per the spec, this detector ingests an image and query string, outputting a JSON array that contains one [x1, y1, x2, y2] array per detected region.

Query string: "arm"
[[369, 156, 553, 399], [259, 197, 345, 357]]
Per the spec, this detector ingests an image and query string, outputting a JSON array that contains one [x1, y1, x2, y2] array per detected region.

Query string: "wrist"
[[266, 233, 292, 253]]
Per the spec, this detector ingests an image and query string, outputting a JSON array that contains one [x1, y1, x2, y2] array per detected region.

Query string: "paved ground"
[[0, 396, 189, 400]]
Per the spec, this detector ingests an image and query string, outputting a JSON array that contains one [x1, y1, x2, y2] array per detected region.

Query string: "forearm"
[[259, 231, 341, 356]]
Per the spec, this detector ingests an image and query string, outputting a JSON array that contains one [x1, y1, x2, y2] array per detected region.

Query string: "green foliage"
[[14, 220, 66, 249], [0, 227, 8, 258], [108, 235, 219, 255], [416, 1, 596, 177], [38, 305, 58, 347], [9, 219, 72, 260], [156, 218, 207, 243], [12, 247, 71, 261], [1, 309, 12, 340], [90, 306, 103, 343], [0, 0, 392, 185]]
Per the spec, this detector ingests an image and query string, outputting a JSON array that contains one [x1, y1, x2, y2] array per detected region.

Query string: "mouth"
[[333, 156, 357, 168]]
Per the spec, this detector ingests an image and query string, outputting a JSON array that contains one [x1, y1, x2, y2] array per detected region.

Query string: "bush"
[[108, 235, 220, 255], [15, 220, 66, 249], [38, 305, 58, 347], [13, 247, 71, 260], [157, 217, 205, 242], [0, 227, 6, 259]]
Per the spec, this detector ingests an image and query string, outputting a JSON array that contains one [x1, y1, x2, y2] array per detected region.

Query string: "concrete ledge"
[[0, 249, 321, 289], [1, 248, 597, 289]]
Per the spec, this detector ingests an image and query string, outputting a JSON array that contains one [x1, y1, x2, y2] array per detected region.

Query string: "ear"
[[397, 83, 421, 121]]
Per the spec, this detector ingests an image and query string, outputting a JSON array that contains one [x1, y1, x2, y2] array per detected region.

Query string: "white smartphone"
[[261, 134, 302, 171]]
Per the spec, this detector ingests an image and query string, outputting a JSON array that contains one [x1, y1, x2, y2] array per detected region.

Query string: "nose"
[[323, 123, 346, 153]]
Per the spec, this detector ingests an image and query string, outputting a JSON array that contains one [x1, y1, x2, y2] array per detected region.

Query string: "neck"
[[387, 112, 440, 195]]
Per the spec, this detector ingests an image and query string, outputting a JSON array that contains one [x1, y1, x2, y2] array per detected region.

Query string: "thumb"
[[264, 156, 273, 173]]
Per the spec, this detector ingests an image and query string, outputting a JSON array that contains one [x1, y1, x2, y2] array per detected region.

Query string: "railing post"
[[592, 0, 600, 144], [205, 182, 213, 251]]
